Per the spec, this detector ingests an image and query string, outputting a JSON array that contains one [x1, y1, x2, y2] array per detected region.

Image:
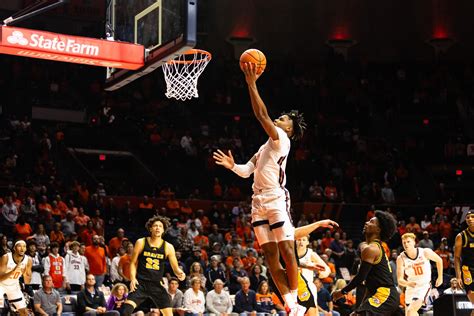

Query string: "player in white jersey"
[[397, 233, 443, 316], [64, 241, 89, 292], [213, 63, 307, 316], [0, 240, 32, 316]]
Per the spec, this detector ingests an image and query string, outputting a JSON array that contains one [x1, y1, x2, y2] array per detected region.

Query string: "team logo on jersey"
[[470, 243, 474, 248]]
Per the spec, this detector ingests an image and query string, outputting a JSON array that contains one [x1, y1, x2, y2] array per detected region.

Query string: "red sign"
[[0, 26, 144, 70]]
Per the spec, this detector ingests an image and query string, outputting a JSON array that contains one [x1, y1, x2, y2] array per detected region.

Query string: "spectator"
[[233, 277, 257, 316], [381, 182, 395, 203], [249, 264, 266, 292], [188, 262, 207, 290], [74, 207, 90, 233], [27, 240, 44, 290], [50, 222, 66, 248], [435, 237, 453, 274], [21, 196, 38, 226], [320, 231, 334, 253], [331, 279, 354, 316], [329, 232, 345, 268], [81, 221, 97, 246], [14, 215, 33, 241], [242, 249, 258, 273], [65, 241, 89, 293], [106, 283, 133, 314], [208, 224, 224, 246], [444, 278, 465, 294], [229, 258, 248, 294], [110, 246, 125, 284], [420, 215, 431, 230], [84, 235, 107, 286], [389, 250, 398, 287], [194, 228, 210, 250], [315, 278, 340, 316], [108, 228, 126, 259], [183, 276, 206, 316], [185, 246, 206, 272], [77, 274, 120, 315], [168, 277, 185, 314], [226, 247, 244, 270], [205, 255, 227, 291], [0, 234, 11, 254], [91, 209, 105, 237], [405, 217, 421, 234], [34, 275, 63, 316], [340, 239, 357, 270], [43, 242, 66, 290], [418, 231, 434, 250], [188, 222, 199, 240], [255, 280, 286, 316], [324, 180, 338, 201], [2, 196, 19, 237], [206, 279, 233, 316], [319, 254, 336, 289], [309, 180, 324, 201], [438, 216, 452, 239], [118, 243, 134, 286], [61, 211, 76, 237]]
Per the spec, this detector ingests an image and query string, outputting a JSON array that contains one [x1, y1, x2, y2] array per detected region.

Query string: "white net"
[[162, 49, 212, 101]]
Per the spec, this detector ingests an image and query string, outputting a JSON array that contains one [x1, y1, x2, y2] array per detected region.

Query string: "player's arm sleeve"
[[231, 160, 256, 178], [341, 260, 372, 294]]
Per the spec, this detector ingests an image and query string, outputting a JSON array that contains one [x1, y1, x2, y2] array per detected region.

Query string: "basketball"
[[240, 49, 267, 75]]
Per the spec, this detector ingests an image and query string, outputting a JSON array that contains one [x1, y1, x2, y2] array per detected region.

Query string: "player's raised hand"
[[130, 278, 139, 292], [316, 219, 339, 230], [242, 62, 262, 86], [213, 149, 235, 169]]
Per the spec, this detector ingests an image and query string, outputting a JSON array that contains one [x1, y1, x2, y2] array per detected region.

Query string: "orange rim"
[[165, 49, 212, 65]]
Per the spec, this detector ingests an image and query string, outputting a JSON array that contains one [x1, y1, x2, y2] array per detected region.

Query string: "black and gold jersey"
[[136, 237, 166, 283]]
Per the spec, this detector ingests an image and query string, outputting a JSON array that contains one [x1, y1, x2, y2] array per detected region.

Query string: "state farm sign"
[[0, 26, 144, 70]]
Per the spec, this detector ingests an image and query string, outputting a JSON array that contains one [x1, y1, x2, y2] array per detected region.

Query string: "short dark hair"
[[146, 215, 170, 232], [282, 110, 306, 141], [169, 277, 179, 284], [50, 242, 60, 249], [375, 210, 397, 241]]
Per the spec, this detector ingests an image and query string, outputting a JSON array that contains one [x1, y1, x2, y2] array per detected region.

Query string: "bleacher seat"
[[61, 295, 77, 316]]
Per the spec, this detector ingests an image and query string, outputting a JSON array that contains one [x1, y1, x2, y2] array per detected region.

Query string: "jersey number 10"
[[413, 266, 424, 276]]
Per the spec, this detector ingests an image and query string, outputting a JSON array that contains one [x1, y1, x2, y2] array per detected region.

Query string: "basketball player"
[[213, 62, 306, 315], [121, 216, 186, 316], [454, 210, 474, 315], [0, 240, 32, 316], [333, 211, 399, 316], [396, 233, 443, 316]]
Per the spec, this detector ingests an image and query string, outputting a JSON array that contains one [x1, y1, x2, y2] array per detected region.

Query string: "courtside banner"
[[0, 26, 144, 70]]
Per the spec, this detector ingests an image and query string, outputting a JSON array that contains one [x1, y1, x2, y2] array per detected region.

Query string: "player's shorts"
[[251, 188, 294, 245], [297, 273, 317, 309], [462, 265, 474, 292], [126, 280, 171, 309], [356, 286, 399, 316], [0, 282, 27, 310], [405, 283, 430, 305]]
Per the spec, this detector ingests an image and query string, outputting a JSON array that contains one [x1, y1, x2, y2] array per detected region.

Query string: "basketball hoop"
[[162, 49, 212, 101]]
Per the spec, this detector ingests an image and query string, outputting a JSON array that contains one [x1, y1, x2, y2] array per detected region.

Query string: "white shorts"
[[251, 188, 294, 245], [0, 282, 27, 310], [405, 283, 431, 305]]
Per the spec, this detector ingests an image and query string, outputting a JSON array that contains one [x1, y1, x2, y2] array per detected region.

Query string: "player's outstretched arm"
[[311, 252, 331, 279], [166, 242, 186, 281], [294, 219, 339, 239], [23, 257, 32, 284], [213, 150, 256, 178], [242, 62, 278, 140], [129, 238, 145, 292], [425, 248, 444, 287], [454, 233, 464, 289]]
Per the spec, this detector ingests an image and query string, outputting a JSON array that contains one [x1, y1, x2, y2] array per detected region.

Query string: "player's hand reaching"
[[213, 149, 235, 170], [457, 277, 464, 289], [176, 269, 186, 281], [130, 278, 139, 292], [315, 219, 339, 230], [242, 62, 262, 86], [435, 276, 443, 287]]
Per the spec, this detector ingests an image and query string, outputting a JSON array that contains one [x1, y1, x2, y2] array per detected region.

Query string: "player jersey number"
[[145, 258, 160, 270], [10, 271, 21, 279], [414, 266, 423, 276]]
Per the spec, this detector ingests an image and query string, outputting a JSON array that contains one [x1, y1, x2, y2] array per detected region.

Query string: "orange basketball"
[[240, 49, 267, 75]]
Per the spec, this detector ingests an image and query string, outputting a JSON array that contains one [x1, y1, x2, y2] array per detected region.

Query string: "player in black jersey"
[[333, 210, 399, 316], [122, 216, 186, 316], [454, 210, 474, 309]]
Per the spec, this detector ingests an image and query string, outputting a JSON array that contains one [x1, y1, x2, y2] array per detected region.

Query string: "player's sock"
[[283, 292, 297, 309]]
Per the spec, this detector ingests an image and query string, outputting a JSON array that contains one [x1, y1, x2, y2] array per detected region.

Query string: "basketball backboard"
[[104, 0, 197, 91]]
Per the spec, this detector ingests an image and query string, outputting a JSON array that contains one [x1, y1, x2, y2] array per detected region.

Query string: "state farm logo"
[[7, 31, 28, 46], [6, 30, 99, 56]]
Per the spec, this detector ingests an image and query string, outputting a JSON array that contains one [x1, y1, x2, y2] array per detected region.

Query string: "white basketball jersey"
[[401, 248, 432, 285], [0, 253, 28, 286], [64, 252, 88, 285], [299, 248, 315, 283], [253, 127, 291, 192]]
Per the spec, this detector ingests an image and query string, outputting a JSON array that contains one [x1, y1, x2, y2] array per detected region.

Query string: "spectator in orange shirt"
[[74, 207, 90, 233], [166, 194, 180, 216], [194, 229, 209, 249], [181, 200, 193, 216], [212, 177, 223, 200], [55, 195, 69, 216], [108, 228, 126, 259], [118, 242, 133, 287], [242, 249, 257, 272], [91, 209, 105, 236], [435, 237, 452, 272], [324, 180, 338, 201], [77, 182, 90, 205], [320, 230, 334, 253], [50, 201, 63, 222], [84, 235, 107, 286], [37, 195, 53, 224], [236, 220, 253, 241], [405, 216, 422, 234], [397, 220, 407, 236], [138, 195, 154, 211], [14, 215, 33, 240], [319, 253, 336, 288], [438, 216, 452, 239], [196, 209, 211, 232], [80, 221, 97, 246], [226, 247, 243, 269], [50, 222, 66, 248]]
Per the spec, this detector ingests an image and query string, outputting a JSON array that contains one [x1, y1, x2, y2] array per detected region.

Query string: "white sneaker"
[[289, 304, 307, 316]]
